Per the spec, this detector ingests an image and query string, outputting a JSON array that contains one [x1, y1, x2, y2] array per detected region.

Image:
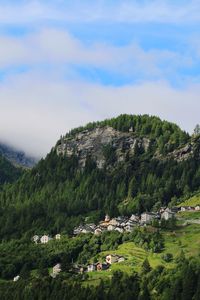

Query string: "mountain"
[[0, 114, 199, 239], [1, 114, 200, 299], [0, 153, 23, 184], [0, 142, 37, 169]]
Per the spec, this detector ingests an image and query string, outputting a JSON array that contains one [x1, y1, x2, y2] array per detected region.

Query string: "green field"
[[178, 194, 200, 207], [85, 222, 200, 285]]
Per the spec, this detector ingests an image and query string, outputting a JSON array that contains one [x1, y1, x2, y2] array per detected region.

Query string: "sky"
[[0, 0, 200, 157]]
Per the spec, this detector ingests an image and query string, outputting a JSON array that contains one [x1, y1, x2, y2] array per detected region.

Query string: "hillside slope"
[[0, 114, 200, 239], [0, 143, 37, 168]]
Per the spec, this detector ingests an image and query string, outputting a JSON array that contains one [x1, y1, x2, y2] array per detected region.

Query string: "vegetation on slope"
[[0, 114, 199, 239]]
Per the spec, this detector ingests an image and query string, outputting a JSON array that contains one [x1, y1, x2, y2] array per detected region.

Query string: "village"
[[21, 204, 200, 282]]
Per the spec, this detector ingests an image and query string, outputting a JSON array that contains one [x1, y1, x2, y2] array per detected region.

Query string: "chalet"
[[81, 226, 93, 234], [109, 218, 120, 226], [107, 224, 116, 231], [53, 264, 61, 275], [55, 234, 61, 240], [114, 227, 124, 233], [96, 263, 109, 271], [181, 206, 195, 212], [87, 264, 96, 272], [32, 235, 39, 244], [13, 275, 20, 282], [106, 254, 125, 265], [161, 209, 175, 221], [94, 228, 102, 235], [130, 214, 140, 222], [140, 212, 158, 224], [195, 205, 200, 211], [40, 235, 51, 244], [105, 214, 110, 222]]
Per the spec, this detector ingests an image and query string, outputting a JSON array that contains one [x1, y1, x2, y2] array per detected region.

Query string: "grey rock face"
[[57, 126, 150, 168]]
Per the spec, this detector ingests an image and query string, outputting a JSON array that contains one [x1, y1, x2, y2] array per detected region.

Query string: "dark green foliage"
[[0, 154, 23, 184], [0, 115, 198, 239]]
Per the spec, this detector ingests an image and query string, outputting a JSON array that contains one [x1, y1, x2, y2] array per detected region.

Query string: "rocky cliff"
[[56, 126, 150, 168], [56, 125, 200, 167]]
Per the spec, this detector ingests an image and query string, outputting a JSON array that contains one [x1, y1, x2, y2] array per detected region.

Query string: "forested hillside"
[[0, 114, 199, 239], [0, 153, 23, 185]]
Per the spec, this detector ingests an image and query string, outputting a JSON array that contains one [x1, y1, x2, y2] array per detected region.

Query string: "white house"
[[32, 235, 39, 244], [106, 254, 125, 265], [53, 264, 61, 275], [161, 210, 175, 221], [107, 224, 116, 231], [55, 234, 61, 240], [94, 228, 102, 235], [195, 205, 200, 211], [115, 227, 124, 233], [105, 214, 110, 222], [40, 235, 51, 244], [140, 212, 157, 224], [130, 214, 139, 222], [87, 264, 96, 272], [13, 275, 20, 282]]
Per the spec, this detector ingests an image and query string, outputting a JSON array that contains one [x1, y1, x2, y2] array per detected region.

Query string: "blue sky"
[[0, 0, 200, 156]]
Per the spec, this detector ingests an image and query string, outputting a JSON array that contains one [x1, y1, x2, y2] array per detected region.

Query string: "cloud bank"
[[0, 72, 199, 157]]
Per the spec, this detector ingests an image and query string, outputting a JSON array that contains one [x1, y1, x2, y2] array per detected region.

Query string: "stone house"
[[87, 264, 96, 272], [55, 234, 61, 240], [195, 205, 200, 211], [161, 210, 175, 221], [106, 254, 125, 265], [107, 224, 116, 231], [32, 235, 39, 244], [53, 264, 61, 275], [94, 227, 102, 235], [13, 275, 20, 282], [130, 214, 139, 222], [140, 212, 158, 224], [40, 235, 51, 244], [96, 263, 109, 271], [114, 227, 124, 233]]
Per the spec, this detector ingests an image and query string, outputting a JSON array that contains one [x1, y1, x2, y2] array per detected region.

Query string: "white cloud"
[[0, 0, 200, 24], [0, 71, 199, 157], [0, 28, 194, 81]]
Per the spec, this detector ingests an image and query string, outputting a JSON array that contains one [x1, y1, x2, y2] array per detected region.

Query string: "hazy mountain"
[[0, 142, 38, 169]]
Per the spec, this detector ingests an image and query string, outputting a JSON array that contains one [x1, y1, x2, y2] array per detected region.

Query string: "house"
[[109, 218, 120, 226], [81, 226, 93, 234], [55, 234, 61, 240], [73, 226, 83, 235], [40, 235, 51, 244], [107, 224, 116, 231], [114, 227, 124, 233], [161, 210, 175, 221], [140, 212, 158, 224], [32, 235, 39, 244], [96, 263, 109, 271], [53, 264, 61, 275], [130, 214, 139, 222], [87, 264, 96, 272], [106, 254, 125, 265], [181, 206, 195, 212], [195, 205, 200, 211], [124, 224, 135, 232], [13, 275, 20, 282], [105, 214, 110, 222], [94, 227, 102, 235]]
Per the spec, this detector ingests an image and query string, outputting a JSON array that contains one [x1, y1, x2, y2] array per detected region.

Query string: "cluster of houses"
[[73, 207, 178, 236], [32, 233, 61, 244], [49, 254, 126, 279], [180, 205, 200, 212]]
